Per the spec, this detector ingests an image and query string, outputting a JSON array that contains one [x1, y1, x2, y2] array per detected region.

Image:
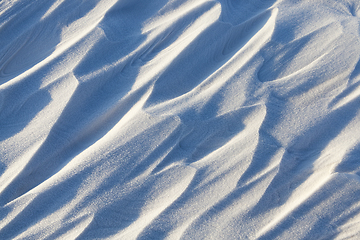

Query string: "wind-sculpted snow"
[[1, 0, 360, 239]]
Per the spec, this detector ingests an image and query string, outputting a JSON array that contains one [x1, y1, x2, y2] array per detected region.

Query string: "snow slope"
[[1, 0, 360, 239]]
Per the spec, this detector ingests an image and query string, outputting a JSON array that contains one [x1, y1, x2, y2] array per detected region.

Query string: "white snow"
[[1, 0, 360, 239]]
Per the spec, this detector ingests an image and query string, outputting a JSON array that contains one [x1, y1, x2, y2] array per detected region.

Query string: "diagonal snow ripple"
[[1, 0, 360, 239]]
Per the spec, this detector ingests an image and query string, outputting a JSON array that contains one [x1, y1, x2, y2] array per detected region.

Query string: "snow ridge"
[[1, 0, 360, 239]]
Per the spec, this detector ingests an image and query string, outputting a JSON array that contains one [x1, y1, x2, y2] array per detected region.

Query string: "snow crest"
[[1, 0, 360, 239]]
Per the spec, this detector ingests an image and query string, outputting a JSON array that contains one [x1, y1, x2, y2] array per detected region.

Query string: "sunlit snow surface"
[[1, 0, 360, 239]]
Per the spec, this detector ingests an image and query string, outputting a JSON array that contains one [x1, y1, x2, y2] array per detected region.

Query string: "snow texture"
[[1, 0, 360, 239]]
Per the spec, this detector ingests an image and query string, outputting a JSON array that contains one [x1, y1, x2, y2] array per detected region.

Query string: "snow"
[[1, 0, 360, 239]]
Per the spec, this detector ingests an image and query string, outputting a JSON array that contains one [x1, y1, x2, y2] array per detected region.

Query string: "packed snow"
[[1, 0, 360, 239]]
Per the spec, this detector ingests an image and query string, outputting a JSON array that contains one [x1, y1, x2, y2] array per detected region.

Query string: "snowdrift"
[[1, 0, 360, 239]]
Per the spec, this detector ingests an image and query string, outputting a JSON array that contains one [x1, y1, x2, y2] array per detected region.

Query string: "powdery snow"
[[1, 0, 360, 239]]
